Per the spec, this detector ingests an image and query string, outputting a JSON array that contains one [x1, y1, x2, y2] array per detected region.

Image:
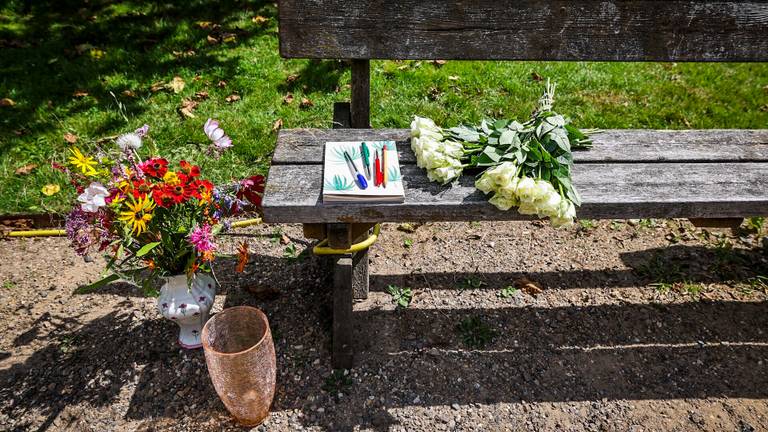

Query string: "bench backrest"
[[278, 0, 768, 62]]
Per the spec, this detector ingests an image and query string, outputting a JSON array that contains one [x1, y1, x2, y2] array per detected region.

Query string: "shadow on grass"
[[0, 0, 274, 154]]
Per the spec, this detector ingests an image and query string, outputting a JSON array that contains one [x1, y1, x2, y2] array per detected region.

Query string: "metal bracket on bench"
[[313, 224, 381, 255]]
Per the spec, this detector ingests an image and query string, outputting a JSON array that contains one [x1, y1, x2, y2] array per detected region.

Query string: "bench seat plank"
[[262, 163, 768, 223], [272, 129, 768, 165], [278, 0, 768, 61]]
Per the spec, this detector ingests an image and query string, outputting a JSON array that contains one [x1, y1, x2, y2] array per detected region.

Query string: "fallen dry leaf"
[[448, 75, 459, 81], [225, 94, 241, 103], [206, 35, 219, 45], [280, 233, 290, 245], [272, 118, 283, 132], [15, 163, 37, 176], [169, 76, 185, 94], [179, 99, 198, 118], [150, 81, 165, 92], [285, 74, 299, 84], [300, 97, 314, 108], [252, 15, 269, 25], [431, 59, 447, 67], [531, 71, 543, 81], [217, 80, 227, 88], [0, 98, 14, 107], [221, 33, 237, 44], [282, 93, 294, 104], [72, 90, 89, 97], [122, 89, 136, 97], [41, 184, 61, 196], [197, 21, 213, 29], [515, 277, 543, 297], [63, 133, 78, 144], [13, 129, 25, 136], [194, 90, 209, 100]]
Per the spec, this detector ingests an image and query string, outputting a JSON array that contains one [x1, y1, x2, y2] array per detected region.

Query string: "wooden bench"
[[264, 0, 768, 368]]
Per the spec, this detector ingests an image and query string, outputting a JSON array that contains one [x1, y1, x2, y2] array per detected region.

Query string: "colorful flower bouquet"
[[411, 80, 595, 227], [58, 119, 264, 294]]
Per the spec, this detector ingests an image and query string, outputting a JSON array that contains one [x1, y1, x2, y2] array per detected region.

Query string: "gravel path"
[[1, 220, 767, 431]]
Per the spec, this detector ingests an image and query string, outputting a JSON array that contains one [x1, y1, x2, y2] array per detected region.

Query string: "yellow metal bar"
[[230, 218, 262, 228], [313, 224, 381, 255], [5, 218, 263, 238], [7, 229, 66, 237]]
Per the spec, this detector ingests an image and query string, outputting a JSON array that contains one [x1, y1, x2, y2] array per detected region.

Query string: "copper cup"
[[202, 306, 276, 426]]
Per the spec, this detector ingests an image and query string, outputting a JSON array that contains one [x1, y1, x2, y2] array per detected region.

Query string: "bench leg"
[[332, 256, 354, 369], [352, 249, 369, 300]]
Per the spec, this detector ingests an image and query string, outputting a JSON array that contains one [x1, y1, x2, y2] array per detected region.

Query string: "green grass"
[[1, 1, 767, 214]]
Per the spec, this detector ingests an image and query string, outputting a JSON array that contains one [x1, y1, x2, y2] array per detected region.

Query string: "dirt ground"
[[1, 219, 767, 431]]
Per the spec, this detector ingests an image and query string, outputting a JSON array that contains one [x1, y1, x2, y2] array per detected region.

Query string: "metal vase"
[[202, 306, 276, 426]]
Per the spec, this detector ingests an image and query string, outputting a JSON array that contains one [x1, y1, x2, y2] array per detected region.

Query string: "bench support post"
[[332, 255, 354, 369]]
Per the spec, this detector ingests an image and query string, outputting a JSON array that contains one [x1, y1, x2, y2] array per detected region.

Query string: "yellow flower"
[[68, 147, 98, 176], [118, 196, 156, 235], [41, 184, 61, 196], [162, 171, 180, 185]]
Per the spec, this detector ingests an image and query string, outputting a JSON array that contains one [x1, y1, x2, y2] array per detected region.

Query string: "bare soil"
[[1, 220, 767, 431]]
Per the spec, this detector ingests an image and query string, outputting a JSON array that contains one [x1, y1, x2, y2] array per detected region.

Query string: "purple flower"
[[188, 224, 216, 253], [203, 118, 233, 152], [179, 303, 187, 309], [135, 124, 149, 138], [65, 208, 96, 256]]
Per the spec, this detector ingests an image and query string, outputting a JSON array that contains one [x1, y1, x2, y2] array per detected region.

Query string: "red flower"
[[138, 158, 168, 178], [152, 187, 177, 208], [237, 175, 266, 210], [188, 179, 213, 199], [131, 179, 154, 199], [163, 182, 191, 204], [179, 160, 200, 177]]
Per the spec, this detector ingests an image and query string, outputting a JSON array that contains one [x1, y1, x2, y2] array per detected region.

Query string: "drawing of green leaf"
[[387, 166, 402, 182], [325, 174, 355, 191], [331, 145, 360, 164]]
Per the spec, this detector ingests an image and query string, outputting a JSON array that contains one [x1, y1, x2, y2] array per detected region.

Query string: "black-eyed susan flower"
[[118, 195, 156, 235]]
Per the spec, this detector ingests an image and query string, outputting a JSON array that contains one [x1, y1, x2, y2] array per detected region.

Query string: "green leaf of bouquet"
[[136, 241, 162, 257], [75, 274, 120, 294], [499, 129, 517, 146]]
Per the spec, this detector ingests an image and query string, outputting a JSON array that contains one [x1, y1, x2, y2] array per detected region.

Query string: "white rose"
[[428, 166, 462, 184], [498, 177, 519, 198], [531, 180, 555, 201], [489, 194, 516, 211], [536, 190, 562, 217], [78, 182, 110, 213], [410, 116, 442, 139], [551, 200, 576, 228], [475, 173, 495, 194], [516, 177, 537, 203], [517, 200, 539, 215], [116, 132, 142, 151], [442, 140, 464, 159]]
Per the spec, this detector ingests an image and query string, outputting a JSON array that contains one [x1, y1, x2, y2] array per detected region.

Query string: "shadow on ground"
[[2, 243, 767, 431]]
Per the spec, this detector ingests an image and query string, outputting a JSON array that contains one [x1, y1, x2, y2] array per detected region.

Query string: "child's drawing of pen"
[[343, 150, 368, 189]]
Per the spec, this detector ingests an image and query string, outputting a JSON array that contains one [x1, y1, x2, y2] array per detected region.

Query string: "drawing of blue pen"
[[343, 150, 368, 189]]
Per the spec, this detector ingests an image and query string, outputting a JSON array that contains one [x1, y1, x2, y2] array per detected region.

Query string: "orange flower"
[[201, 250, 215, 262], [235, 241, 249, 273], [145, 259, 156, 270]]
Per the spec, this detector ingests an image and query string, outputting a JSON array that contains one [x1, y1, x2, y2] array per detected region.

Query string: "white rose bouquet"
[[412, 80, 594, 227]]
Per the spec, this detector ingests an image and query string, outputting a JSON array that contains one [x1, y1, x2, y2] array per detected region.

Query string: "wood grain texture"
[[332, 256, 354, 369], [272, 129, 768, 165], [278, 0, 768, 61], [262, 163, 768, 223]]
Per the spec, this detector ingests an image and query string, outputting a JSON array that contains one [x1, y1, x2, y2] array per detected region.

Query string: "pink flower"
[[135, 124, 149, 138], [203, 119, 233, 151], [188, 224, 216, 253]]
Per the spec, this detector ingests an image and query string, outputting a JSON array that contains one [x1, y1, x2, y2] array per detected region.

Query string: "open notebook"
[[322, 141, 405, 203]]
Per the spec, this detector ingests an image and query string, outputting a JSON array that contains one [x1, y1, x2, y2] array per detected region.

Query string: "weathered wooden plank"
[[278, 0, 768, 61], [332, 256, 354, 368], [262, 163, 768, 223], [272, 129, 768, 165], [350, 60, 370, 128]]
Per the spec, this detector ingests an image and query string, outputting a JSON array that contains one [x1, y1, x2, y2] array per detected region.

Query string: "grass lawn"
[[1, 0, 767, 214]]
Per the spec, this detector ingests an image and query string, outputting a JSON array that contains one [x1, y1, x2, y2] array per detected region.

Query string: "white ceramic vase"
[[157, 273, 216, 349]]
